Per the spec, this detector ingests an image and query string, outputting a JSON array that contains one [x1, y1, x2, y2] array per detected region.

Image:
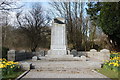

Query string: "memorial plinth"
[[46, 17, 81, 60], [51, 18, 67, 55], [47, 18, 67, 58]]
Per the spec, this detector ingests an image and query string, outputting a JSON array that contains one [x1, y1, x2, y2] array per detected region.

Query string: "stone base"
[[48, 50, 67, 55], [45, 49, 82, 61], [45, 55, 81, 61]]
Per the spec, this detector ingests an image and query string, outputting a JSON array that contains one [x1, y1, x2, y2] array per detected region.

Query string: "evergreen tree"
[[87, 2, 120, 51]]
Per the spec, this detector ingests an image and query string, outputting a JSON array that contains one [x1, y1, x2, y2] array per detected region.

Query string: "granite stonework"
[[78, 51, 87, 57], [20, 62, 32, 70], [46, 18, 67, 58], [7, 50, 16, 61], [71, 49, 78, 57], [45, 18, 81, 60], [39, 50, 46, 56], [32, 56, 38, 61], [87, 49, 110, 62], [100, 49, 110, 61], [67, 50, 70, 55], [34, 50, 46, 57], [80, 55, 87, 61], [7, 50, 33, 61], [48, 17, 67, 56]]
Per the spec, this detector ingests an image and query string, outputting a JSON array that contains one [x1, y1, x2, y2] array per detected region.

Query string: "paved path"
[[21, 59, 109, 78]]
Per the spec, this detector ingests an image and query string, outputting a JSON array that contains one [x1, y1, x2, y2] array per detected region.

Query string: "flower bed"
[[0, 58, 24, 79], [103, 52, 120, 72], [96, 52, 120, 79]]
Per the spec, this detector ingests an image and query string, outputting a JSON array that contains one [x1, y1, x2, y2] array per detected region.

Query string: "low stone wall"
[[7, 50, 47, 61], [35, 50, 47, 57], [7, 50, 34, 61], [78, 51, 88, 57], [71, 49, 110, 62], [86, 49, 110, 61], [7, 49, 110, 62]]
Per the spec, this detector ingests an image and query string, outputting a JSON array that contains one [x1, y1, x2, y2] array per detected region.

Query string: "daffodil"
[[0, 64, 4, 68], [7, 61, 14, 64], [12, 65, 15, 68], [14, 62, 19, 64], [2, 61, 6, 63], [0, 64, 6, 68], [5, 63, 11, 66], [106, 60, 109, 62], [2, 58, 6, 61], [10, 66, 13, 68], [112, 53, 118, 54], [109, 62, 114, 65], [117, 57, 120, 60], [0, 58, 2, 61], [113, 63, 119, 67]]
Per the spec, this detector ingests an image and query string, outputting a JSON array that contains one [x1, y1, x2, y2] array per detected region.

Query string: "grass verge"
[[96, 68, 119, 80], [2, 71, 24, 80]]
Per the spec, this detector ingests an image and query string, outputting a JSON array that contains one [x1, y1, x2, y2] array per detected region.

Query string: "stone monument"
[[46, 17, 80, 60], [47, 17, 67, 58]]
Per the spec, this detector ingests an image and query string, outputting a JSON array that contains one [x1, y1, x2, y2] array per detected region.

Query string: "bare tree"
[[49, 2, 85, 50], [0, 0, 23, 49], [16, 3, 50, 52], [0, 0, 23, 11]]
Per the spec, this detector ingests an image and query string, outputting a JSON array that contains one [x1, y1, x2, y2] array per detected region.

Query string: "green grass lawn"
[[96, 68, 119, 80], [2, 71, 24, 80]]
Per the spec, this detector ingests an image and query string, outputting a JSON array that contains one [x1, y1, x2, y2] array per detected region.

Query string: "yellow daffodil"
[[106, 60, 109, 62], [7, 61, 14, 64], [0, 64, 6, 68], [3, 58, 6, 61], [12, 65, 15, 68], [109, 62, 114, 65], [5, 63, 11, 66], [112, 53, 118, 54], [2, 61, 6, 63], [14, 62, 19, 64], [0, 58, 2, 61], [10, 66, 13, 68], [117, 57, 120, 60], [0, 64, 4, 68], [113, 63, 119, 67]]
